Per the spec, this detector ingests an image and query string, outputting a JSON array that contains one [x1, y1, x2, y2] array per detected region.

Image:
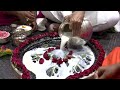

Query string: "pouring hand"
[[65, 11, 85, 36]]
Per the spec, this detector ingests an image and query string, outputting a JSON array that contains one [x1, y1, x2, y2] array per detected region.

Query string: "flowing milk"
[[60, 32, 72, 50]]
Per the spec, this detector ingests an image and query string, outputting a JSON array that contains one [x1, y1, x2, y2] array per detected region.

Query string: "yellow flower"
[[5, 49, 12, 54], [0, 49, 3, 52]]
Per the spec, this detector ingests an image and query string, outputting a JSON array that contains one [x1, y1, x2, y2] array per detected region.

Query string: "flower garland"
[[11, 32, 105, 79], [66, 39, 105, 79]]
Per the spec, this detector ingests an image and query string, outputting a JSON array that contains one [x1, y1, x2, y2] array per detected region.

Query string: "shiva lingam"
[[58, 18, 93, 50]]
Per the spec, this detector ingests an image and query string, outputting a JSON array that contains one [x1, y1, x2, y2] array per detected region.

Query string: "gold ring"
[[26, 18, 30, 21]]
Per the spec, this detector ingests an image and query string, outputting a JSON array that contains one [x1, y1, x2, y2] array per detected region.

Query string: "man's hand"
[[30, 21, 38, 31], [94, 63, 120, 79], [16, 11, 36, 22], [65, 11, 85, 36], [47, 23, 60, 32]]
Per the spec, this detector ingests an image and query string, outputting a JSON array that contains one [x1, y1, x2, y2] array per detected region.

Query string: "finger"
[[71, 21, 77, 36], [97, 67, 106, 79], [75, 21, 81, 36], [53, 23, 60, 32], [97, 67, 106, 77], [99, 72, 108, 79], [74, 24, 78, 36], [73, 20, 77, 31], [77, 20, 82, 30], [99, 75, 106, 79], [69, 22, 74, 35], [27, 11, 35, 16], [64, 15, 70, 22], [69, 17, 74, 33], [94, 71, 99, 79], [25, 11, 35, 20], [48, 24, 55, 32], [31, 22, 37, 31], [69, 22, 72, 30]]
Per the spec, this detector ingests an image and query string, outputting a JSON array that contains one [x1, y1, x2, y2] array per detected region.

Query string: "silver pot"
[[59, 18, 93, 41]]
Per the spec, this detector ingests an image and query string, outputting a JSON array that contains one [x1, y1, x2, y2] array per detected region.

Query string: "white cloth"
[[114, 20, 120, 32], [93, 11, 120, 32], [114, 11, 120, 32], [41, 11, 72, 23], [40, 11, 120, 32], [36, 18, 47, 31]]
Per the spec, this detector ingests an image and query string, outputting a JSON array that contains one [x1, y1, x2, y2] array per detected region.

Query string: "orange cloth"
[[101, 47, 120, 79], [102, 47, 120, 66]]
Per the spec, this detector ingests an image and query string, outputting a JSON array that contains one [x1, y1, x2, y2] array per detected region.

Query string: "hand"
[[94, 63, 120, 79], [47, 23, 60, 32], [65, 11, 85, 36], [15, 11, 36, 23], [29, 21, 38, 31]]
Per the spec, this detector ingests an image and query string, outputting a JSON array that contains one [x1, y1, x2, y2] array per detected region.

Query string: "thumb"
[[96, 67, 106, 78], [99, 72, 107, 79], [94, 71, 99, 79]]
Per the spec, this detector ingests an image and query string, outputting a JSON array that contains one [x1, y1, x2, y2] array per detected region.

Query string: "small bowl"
[[12, 34, 27, 46], [0, 31, 10, 44], [13, 39, 25, 46], [15, 25, 33, 36]]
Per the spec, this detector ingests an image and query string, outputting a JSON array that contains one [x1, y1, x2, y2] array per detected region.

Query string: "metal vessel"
[[59, 18, 93, 41]]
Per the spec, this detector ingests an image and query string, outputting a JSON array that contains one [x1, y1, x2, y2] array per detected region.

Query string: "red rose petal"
[[68, 51, 73, 55], [57, 58, 63, 64], [43, 51, 50, 60], [52, 57, 58, 63], [67, 55, 72, 59], [39, 58, 44, 64]]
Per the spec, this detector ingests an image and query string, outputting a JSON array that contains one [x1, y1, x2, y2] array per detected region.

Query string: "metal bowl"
[[0, 31, 11, 44], [15, 25, 33, 36], [13, 39, 25, 46], [59, 18, 93, 41], [12, 34, 27, 46]]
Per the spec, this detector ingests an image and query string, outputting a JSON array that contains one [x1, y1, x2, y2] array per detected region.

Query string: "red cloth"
[[36, 11, 45, 18], [0, 11, 18, 25]]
